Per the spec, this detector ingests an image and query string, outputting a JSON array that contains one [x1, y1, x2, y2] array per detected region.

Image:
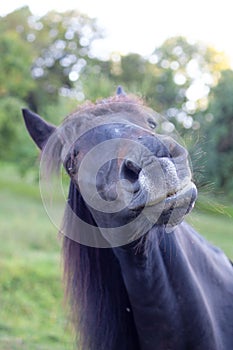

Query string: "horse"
[[22, 89, 233, 350]]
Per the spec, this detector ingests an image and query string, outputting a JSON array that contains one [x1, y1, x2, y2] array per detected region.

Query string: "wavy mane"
[[62, 181, 140, 349]]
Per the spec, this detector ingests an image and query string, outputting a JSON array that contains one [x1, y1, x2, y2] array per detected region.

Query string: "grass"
[[0, 163, 232, 349], [186, 193, 233, 258], [187, 210, 233, 259], [0, 164, 74, 350]]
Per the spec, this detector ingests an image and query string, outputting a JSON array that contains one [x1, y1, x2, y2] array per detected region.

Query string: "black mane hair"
[[63, 181, 140, 350]]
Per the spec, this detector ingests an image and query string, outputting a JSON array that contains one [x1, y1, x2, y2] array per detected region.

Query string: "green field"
[[0, 166, 74, 350], [0, 165, 233, 349]]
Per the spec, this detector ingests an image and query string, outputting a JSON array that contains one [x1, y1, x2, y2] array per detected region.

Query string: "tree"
[[1, 7, 232, 187], [0, 7, 105, 112], [0, 7, 36, 100], [27, 9, 104, 112], [103, 37, 230, 133], [148, 36, 230, 131], [0, 7, 107, 171], [0, 8, 37, 164], [204, 70, 233, 195]]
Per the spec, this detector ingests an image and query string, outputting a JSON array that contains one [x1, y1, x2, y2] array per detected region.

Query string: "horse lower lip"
[[163, 182, 197, 212], [165, 182, 195, 203]]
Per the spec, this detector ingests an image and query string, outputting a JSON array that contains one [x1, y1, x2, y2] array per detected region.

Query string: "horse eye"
[[66, 158, 74, 174], [148, 118, 157, 129], [66, 151, 79, 175]]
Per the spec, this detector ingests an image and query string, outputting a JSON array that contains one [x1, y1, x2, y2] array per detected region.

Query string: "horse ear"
[[22, 108, 56, 150], [116, 85, 126, 96]]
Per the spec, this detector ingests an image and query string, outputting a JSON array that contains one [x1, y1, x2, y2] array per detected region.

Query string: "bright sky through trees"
[[1, 0, 233, 66]]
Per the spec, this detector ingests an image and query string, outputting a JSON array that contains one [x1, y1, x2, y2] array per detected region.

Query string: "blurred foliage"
[[0, 6, 233, 196], [0, 97, 23, 159], [105, 37, 229, 131], [204, 70, 233, 196]]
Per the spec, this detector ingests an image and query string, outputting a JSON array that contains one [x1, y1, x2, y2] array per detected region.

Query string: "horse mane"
[[40, 95, 150, 177], [62, 181, 140, 349], [66, 94, 144, 119]]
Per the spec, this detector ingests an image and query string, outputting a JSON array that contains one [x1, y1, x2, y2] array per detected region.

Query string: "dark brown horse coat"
[[22, 94, 233, 350]]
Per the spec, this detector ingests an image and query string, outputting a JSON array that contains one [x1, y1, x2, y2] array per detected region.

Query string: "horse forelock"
[[41, 95, 154, 179], [65, 94, 144, 119]]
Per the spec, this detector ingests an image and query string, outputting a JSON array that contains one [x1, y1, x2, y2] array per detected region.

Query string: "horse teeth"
[[167, 191, 177, 198]]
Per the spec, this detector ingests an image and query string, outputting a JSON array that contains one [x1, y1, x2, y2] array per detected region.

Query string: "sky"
[[1, 0, 233, 65]]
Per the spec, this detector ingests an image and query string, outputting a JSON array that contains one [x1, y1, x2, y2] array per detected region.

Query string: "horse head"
[[23, 92, 197, 247]]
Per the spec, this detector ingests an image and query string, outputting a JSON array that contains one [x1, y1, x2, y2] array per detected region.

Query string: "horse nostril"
[[122, 159, 141, 183], [125, 159, 141, 174]]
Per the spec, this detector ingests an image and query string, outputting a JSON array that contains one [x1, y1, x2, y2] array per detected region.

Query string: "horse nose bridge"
[[118, 135, 171, 175], [157, 135, 189, 162], [138, 134, 172, 159], [118, 134, 189, 186]]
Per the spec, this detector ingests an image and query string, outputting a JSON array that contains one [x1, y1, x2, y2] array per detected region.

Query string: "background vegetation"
[[0, 6, 232, 349]]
